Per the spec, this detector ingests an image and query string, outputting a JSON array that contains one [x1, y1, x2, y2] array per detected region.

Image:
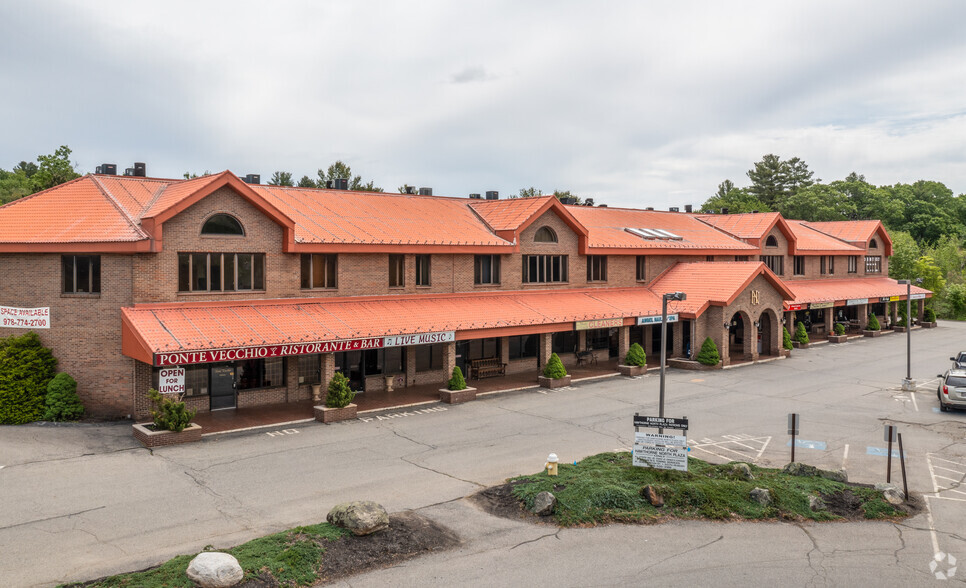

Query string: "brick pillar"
[[918, 299, 925, 322], [321, 353, 336, 390], [444, 341, 456, 379], [643, 325, 653, 356], [858, 304, 869, 330], [577, 330, 587, 352], [890, 302, 898, 327], [785, 311, 795, 333], [539, 332, 552, 367], [749, 317, 760, 362], [671, 322, 684, 358], [285, 356, 298, 403], [824, 310, 833, 337], [617, 326, 630, 363], [405, 346, 417, 386], [500, 337, 510, 366]]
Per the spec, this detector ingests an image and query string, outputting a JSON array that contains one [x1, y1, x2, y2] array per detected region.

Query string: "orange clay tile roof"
[[251, 185, 509, 246], [806, 220, 882, 243], [693, 212, 783, 240], [785, 277, 931, 305], [469, 196, 557, 231], [121, 287, 668, 358], [567, 207, 757, 252], [648, 262, 795, 315], [785, 220, 863, 253]]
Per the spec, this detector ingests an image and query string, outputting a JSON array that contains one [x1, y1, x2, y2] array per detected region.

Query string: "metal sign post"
[[884, 424, 897, 483], [788, 413, 800, 463], [897, 432, 909, 500]]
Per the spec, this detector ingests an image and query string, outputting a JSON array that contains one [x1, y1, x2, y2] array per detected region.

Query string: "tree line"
[[702, 154, 966, 319]]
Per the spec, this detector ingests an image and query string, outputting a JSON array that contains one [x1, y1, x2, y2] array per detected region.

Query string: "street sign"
[[787, 413, 800, 435], [637, 314, 678, 326], [884, 424, 897, 443], [635, 432, 687, 447], [633, 444, 688, 471], [633, 415, 689, 430]]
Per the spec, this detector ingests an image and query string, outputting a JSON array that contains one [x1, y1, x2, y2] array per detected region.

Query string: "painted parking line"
[[689, 434, 772, 463], [866, 446, 900, 458], [926, 454, 966, 501], [785, 439, 827, 451]]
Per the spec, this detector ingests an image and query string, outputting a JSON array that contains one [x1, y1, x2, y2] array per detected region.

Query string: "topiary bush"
[[43, 372, 83, 421], [924, 307, 936, 322], [325, 372, 356, 408], [897, 305, 908, 326], [0, 332, 58, 424], [624, 343, 646, 367], [543, 353, 568, 379], [834, 322, 846, 336], [448, 366, 467, 391], [696, 337, 720, 366], [148, 388, 195, 432], [794, 322, 809, 345], [867, 313, 880, 331], [782, 327, 793, 350]]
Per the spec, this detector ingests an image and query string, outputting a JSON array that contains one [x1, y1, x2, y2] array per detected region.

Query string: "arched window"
[[534, 226, 557, 243], [869, 238, 878, 249], [202, 214, 244, 236], [765, 235, 778, 247]]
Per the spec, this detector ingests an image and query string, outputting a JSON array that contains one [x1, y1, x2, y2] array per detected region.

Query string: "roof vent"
[[751, 210, 759, 214], [469, 193, 482, 199], [598, 204, 607, 207], [418, 187, 432, 196], [669, 206, 679, 212], [485, 191, 499, 200], [721, 207, 729, 215], [625, 227, 683, 241], [645, 207, 654, 211], [95, 164, 117, 175], [124, 167, 135, 176], [684, 204, 693, 213], [560, 197, 578, 205], [333, 178, 348, 190], [242, 174, 260, 184], [402, 185, 417, 194], [133, 162, 146, 177]]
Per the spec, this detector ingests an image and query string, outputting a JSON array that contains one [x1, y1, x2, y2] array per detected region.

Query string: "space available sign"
[[1, 306, 50, 329], [383, 331, 455, 347]]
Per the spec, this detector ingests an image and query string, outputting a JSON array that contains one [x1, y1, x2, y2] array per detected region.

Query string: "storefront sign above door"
[[810, 302, 834, 309], [637, 314, 678, 325], [889, 296, 900, 302], [383, 331, 455, 347], [154, 337, 384, 367], [575, 318, 623, 330], [846, 298, 868, 306], [910, 293, 926, 300], [786, 303, 806, 311]]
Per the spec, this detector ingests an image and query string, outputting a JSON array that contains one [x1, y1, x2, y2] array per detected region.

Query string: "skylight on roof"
[[625, 227, 683, 241]]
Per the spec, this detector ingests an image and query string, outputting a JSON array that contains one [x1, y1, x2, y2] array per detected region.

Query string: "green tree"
[[696, 337, 720, 365], [296, 175, 317, 188], [447, 366, 467, 391], [0, 168, 34, 204], [624, 343, 646, 367], [699, 184, 770, 214], [888, 231, 920, 280], [268, 171, 294, 186], [325, 372, 356, 408], [0, 332, 58, 424], [794, 322, 809, 345], [517, 186, 542, 198], [542, 353, 568, 379], [782, 327, 793, 350], [317, 161, 383, 192], [746, 154, 816, 207], [913, 255, 946, 299], [552, 189, 583, 204], [775, 184, 856, 221], [31, 145, 81, 192]]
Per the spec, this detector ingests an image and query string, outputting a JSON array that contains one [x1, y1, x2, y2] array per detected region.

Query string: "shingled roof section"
[[648, 261, 795, 316], [785, 220, 864, 254], [784, 277, 931, 305], [806, 220, 893, 255]]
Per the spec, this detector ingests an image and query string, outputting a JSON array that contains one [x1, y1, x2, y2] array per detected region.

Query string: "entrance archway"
[[758, 311, 773, 356], [728, 312, 746, 361]]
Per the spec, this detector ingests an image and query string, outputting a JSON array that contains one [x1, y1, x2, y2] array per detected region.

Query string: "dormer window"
[[534, 226, 557, 243], [869, 238, 878, 249], [202, 214, 244, 236], [765, 235, 778, 247]]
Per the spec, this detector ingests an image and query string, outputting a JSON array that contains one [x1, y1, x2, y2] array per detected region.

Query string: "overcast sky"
[[2, 1, 964, 209]]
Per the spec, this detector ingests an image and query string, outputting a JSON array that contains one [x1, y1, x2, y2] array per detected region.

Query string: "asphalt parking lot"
[[1, 323, 965, 586]]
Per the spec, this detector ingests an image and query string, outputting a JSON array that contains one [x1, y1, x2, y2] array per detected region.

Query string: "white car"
[[937, 369, 966, 412]]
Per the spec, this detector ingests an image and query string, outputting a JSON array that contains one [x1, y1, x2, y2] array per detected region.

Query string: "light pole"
[[897, 279, 921, 391], [659, 291, 686, 434]]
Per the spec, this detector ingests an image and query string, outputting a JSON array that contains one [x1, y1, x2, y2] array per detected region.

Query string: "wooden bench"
[[470, 357, 506, 379]]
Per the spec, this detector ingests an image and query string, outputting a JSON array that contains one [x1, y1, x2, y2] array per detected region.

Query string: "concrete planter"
[[538, 375, 572, 389], [792, 341, 809, 349], [827, 335, 848, 343], [921, 321, 938, 328], [780, 348, 792, 357], [315, 403, 358, 423], [439, 386, 478, 404], [132, 422, 202, 448], [618, 364, 647, 377], [892, 326, 908, 333], [863, 329, 882, 337], [667, 358, 721, 370]]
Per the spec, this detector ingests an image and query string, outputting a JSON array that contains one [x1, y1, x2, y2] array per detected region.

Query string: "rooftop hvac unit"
[[645, 207, 654, 211], [721, 207, 729, 215], [333, 178, 348, 190], [124, 168, 135, 176], [418, 187, 432, 196], [560, 197, 578, 205], [684, 204, 693, 213], [669, 206, 679, 212], [243, 174, 260, 184], [469, 193, 482, 199], [95, 163, 117, 175], [485, 191, 499, 200], [133, 162, 146, 177]]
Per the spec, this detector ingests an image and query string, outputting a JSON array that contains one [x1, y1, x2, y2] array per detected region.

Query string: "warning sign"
[[632, 444, 688, 471]]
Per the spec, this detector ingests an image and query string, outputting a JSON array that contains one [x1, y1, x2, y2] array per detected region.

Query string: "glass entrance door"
[[210, 364, 236, 410]]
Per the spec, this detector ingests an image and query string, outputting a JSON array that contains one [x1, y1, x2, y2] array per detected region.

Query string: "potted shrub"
[[863, 313, 882, 337], [538, 353, 571, 388], [894, 307, 908, 332], [922, 307, 938, 328], [132, 389, 202, 448], [829, 322, 848, 343], [315, 372, 358, 423], [781, 326, 793, 356], [793, 322, 809, 349], [440, 366, 477, 404], [619, 343, 647, 377], [696, 337, 721, 367]]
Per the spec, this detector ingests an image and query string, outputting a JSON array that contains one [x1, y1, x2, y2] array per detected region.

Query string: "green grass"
[[61, 523, 348, 588], [510, 452, 907, 526]]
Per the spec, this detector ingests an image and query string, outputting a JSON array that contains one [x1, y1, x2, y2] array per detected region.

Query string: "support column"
[[405, 347, 417, 387], [618, 326, 630, 363], [858, 304, 869, 330], [577, 330, 587, 352], [644, 325, 653, 356], [671, 323, 684, 358], [890, 301, 898, 327], [444, 341, 456, 378], [824, 309, 833, 336], [538, 332, 553, 367], [321, 353, 336, 390], [918, 299, 925, 322], [500, 337, 510, 366], [785, 311, 795, 333], [285, 356, 298, 403]]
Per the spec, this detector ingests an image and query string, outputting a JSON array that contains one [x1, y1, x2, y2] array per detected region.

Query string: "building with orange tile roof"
[[0, 167, 930, 420]]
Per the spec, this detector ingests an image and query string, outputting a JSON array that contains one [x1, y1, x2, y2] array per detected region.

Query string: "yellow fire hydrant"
[[545, 453, 559, 476]]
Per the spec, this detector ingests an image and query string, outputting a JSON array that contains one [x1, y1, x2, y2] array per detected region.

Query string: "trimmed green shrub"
[[696, 337, 720, 366], [325, 372, 355, 408], [782, 327, 793, 350], [867, 313, 880, 331], [0, 332, 58, 424], [543, 353, 568, 379], [834, 322, 846, 336], [448, 366, 467, 391], [148, 388, 195, 432], [624, 343, 646, 367], [924, 307, 936, 322], [794, 322, 809, 345], [897, 305, 907, 326], [43, 372, 83, 421]]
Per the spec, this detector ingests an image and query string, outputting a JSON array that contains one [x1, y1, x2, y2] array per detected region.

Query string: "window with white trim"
[[865, 255, 882, 273]]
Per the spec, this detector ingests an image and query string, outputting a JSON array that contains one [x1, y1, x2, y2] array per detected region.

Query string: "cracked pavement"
[[2, 323, 966, 586]]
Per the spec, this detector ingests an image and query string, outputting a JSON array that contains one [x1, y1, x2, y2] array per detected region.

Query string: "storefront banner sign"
[[154, 337, 384, 366], [0, 305, 50, 329], [786, 303, 806, 311], [846, 298, 868, 306], [810, 302, 834, 309], [889, 296, 900, 302], [637, 314, 678, 325], [879, 297, 892, 303], [575, 318, 623, 330], [383, 331, 455, 347], [158, 367, 185, 395], [910, 293, 926, 300]]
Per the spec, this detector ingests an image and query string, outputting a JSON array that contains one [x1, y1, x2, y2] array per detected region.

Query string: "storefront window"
[[415, 343, 445, 372], [297, 354, 321, 385], [552, 330, 576, 354], [508, 335, 537, 359], [586, 328, 610, 350], [383, 347, 406, 374], [237, 357, 285, 390]]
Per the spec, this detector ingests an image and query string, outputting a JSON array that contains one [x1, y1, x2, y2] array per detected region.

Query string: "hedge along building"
[[0, 169, 930, 419]]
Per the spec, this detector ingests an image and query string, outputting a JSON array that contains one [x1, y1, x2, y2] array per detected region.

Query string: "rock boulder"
[[327, 501, 390, 536], [185, 552, 244, 588], [875, 483, 905, 505], [641, 485, 664, 507], [531, 491, 556, 516], [750, 487, 772, 506]]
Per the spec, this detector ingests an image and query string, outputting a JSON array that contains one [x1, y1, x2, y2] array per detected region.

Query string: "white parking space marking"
[[918, 378, 940, 389], [926, 454, 966, 502], [689, 434, 772, 463], [842, 444, 849, 470]]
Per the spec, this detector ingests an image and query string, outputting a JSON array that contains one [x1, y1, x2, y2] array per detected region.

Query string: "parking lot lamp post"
[[659, 291, 686, 434], [898, 279, 915, 391]]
